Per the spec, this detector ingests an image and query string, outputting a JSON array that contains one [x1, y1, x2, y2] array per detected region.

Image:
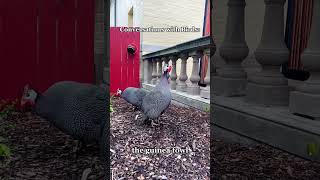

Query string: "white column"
[[200, 49, 211, 99], [176, 53, 189, 92], [151, 59, 157, 84], [157, 58, 163, 83], [188, 50, 202, 95], [212, 0, 249, 96], [290, 0, 320, 120], [169, 55, 178, 90], [145, 59, 153, 83], [246, 0, 289, 105], [143, 58, 149, 83], [162, 56, 169, 65]]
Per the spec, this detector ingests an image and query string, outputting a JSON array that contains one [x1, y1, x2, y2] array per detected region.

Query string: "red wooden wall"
[[0, 0, 95, 99], [110, 27, 140, 94]]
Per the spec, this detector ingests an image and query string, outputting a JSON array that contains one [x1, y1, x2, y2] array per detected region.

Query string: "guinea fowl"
[[20, 81, 109, 152], [141, 64, 172, 126], [116, 87, 147, 110]]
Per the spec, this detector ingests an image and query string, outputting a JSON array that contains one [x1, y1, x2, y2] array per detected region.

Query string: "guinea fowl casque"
[[116, 87, 147, 110], [141, 64, 172, 126], [20, 81, 109, 153]]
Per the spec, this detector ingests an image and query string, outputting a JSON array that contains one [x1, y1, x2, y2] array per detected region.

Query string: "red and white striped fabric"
[[200, 0, 211, 83], [288, 0, 313, 70]]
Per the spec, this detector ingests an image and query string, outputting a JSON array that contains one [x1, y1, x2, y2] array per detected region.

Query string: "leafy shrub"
[[0, 99, 19, 120], [0, 144, 10, 158], [110, 98, 114, 112]]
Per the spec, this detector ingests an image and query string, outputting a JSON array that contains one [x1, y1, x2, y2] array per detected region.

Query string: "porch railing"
[[141, 36, 215, 103]]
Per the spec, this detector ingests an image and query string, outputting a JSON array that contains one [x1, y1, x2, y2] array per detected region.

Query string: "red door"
[[110, 27, 140, 94], [0, 0, 95, 99]]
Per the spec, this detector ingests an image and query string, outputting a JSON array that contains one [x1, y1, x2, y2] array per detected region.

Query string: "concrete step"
[[212, 95, 320, 161]]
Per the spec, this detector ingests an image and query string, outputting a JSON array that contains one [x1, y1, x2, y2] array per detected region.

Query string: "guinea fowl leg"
[[142, 114, 151, 125], [151, 118, 160, 127]]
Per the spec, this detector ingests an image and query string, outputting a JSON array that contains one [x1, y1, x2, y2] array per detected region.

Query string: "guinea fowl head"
[[20, 84, 38, 108], [116, 88, 122, 96], [162, 64, 172, 80]]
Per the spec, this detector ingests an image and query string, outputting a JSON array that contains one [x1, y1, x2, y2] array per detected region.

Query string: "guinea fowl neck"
[[32, 90, 44, 108], [159, 72, 170, 86]]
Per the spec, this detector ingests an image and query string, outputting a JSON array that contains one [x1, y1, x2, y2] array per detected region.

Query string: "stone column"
[[290, 0, 320, 120], [176, 53, 189, 92], [143, 58, 147, 83], [212, 0, 249, 96], [157, 58, 163, 83], [169, 55, 178, 90], [143, 58, 152, 83], [188, 50, 202, 95], [200, 49, 211, 99], [151, 59, 158, 84], [246, 0, 289, 105], [162, 56, 169, 65]]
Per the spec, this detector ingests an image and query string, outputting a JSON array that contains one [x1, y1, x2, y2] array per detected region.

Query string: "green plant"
[[307, 142, 319, 156], [0, 144, 11, 158], [0, 99, 19, 120], [110, 101, 114, 112], [203, 104, 210, 112], [109, 94, 117, 113], [0, 107, 13, 120]]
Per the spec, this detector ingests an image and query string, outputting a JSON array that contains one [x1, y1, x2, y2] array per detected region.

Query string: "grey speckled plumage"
[[120, 87, 147, 109], [100, 119, 109, 179], [141, 71, 171, 122], [34, 81, 108, 144]]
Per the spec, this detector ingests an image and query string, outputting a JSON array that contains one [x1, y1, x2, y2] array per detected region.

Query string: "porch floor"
[[213, 95, 320, 162], [142, 83, 210, 112]]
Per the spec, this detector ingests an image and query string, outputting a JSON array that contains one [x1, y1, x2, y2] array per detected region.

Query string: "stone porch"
[[211, 0, 320, 161], [141, 0, 320, 161]]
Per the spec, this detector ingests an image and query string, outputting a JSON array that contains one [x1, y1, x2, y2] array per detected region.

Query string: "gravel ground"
[[0, 97, 319, 180], [110, 97, 210, 180]]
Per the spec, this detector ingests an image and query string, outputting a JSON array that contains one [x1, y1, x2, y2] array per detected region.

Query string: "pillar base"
[[171, 81, 177, 90], [246, 82, 289, 106], [212, 76, 246, 97], [200, 86, 210, 99], [176, 83, 187, 92], [151, 79, 157, 85], [289, 91, 320, 120], [188, 84, 200, 95]]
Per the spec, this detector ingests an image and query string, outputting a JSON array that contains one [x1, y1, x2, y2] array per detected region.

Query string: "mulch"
[[0, 112, 104, 180], [0, 97, 319, 180], [110, 97, 210, 180], [211, 137, 320, 180]]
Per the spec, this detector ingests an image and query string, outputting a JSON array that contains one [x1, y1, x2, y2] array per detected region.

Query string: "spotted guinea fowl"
[[141, 64, 172, 126], [20, 81, 109, 148], [116, 87, 147, 110]]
